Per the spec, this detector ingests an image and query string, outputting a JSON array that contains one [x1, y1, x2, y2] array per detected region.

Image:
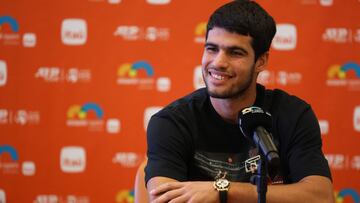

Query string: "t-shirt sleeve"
[[145, 114, 191, 186], [285, 106, 332, 183]]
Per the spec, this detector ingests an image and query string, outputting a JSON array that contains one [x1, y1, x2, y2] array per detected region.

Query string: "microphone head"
[[238, 106, 272, 139]]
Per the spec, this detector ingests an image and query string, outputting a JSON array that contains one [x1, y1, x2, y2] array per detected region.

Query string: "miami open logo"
[[0, 15, 35, 47], [0, 145, 19, 174], [0, 15, 19, 45], [117, 60, 170, 91], [335, 188, 359, 203], [115, 189, 134, 203], [327, 62, 360, 90], [66, 102, 104, 131]]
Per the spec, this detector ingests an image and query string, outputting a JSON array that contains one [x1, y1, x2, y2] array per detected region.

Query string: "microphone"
[[238, 106, 280, 175]]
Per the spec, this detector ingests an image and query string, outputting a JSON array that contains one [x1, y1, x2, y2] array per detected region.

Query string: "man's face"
[[202, 27, 262, 99]]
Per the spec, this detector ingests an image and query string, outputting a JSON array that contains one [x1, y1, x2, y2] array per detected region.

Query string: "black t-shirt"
[[145, 84, 331, 185]]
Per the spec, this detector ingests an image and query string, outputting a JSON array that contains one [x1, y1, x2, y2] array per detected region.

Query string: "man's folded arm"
[[146, 175, 335, 203]]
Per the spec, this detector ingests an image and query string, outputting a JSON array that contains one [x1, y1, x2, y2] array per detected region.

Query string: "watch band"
[[219, 190, 227, 203]]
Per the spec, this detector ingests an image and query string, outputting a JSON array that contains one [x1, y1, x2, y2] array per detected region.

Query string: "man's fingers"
[[168, 193, 190, 203], [150, 182, 183, 195], [151, 187, 184, 203]]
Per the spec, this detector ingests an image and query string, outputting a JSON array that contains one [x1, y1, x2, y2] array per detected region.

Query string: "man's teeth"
[[211, 73, 225, 80]]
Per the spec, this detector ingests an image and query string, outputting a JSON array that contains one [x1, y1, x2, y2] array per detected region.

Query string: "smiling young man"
[[145, 1, 335, 203]]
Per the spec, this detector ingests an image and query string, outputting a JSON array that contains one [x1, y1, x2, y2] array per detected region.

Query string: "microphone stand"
[[250, 149, 268, 203]]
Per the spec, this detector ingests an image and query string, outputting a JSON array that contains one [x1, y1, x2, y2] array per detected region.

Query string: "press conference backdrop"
[[0, 0, 359, 202]]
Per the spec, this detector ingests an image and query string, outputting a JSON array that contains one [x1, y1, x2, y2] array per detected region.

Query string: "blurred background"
[[0, 0, 359, 202]]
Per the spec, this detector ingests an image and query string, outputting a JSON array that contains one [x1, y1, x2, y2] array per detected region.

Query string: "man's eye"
[[206, 47, 218, 52], [230, 51, 244, 56]]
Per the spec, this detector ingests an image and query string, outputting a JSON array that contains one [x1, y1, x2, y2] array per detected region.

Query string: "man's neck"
[[210, 85, 257, 124]]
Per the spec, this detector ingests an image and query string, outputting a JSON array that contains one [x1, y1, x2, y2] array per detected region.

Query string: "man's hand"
[[149, 181, 218, 203]]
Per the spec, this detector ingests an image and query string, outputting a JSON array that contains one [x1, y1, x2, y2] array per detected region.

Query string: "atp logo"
[[335, 188, 360, 203], [0, 16, 19, 32], [327, 62, 360, 90], [117, 61, 154, 78], [194, 22, 207, 43], [66, 103, 105, 131], [115, 190, 134, 203]]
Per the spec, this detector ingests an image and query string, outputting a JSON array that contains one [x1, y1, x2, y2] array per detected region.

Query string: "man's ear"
[[255, 52, 269, 73]]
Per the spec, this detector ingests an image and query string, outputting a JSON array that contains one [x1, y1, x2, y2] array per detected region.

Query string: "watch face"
[[215, 178, 230, 190]]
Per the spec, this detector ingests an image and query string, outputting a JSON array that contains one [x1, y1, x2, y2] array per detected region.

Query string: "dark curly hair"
[[206, 0, 276, 61]]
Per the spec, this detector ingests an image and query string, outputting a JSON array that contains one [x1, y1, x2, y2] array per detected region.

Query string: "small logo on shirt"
[[245, 155, 260, 173]]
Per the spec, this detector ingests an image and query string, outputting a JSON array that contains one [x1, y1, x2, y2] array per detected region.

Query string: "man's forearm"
[[228, 175, 334, 203]]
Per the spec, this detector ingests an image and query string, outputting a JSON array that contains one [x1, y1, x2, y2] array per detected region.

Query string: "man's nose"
[[212, 51, 229, 68]]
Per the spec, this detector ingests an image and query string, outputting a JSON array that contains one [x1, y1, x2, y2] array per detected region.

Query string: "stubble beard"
[[204, 65, 255, 99]]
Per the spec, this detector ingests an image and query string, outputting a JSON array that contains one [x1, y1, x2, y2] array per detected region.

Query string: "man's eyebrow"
[[227, 46, 249, 55], [205, 42, 249, 55]]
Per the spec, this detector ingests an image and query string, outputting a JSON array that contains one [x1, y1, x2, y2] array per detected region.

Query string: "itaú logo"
[[60, 146, 86, 173], [0, 60, 7, 87], [354, 106, 360, 132], [61, 19, 87, 45], [144, 106, 163, 131], [193, 66, 205, 90], [0, 189, 6, 203], [272, 24, 297, 51]]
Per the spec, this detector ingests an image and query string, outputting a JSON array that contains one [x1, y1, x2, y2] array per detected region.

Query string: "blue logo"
[[0, 145, 19, 161], [67, 102, 104, 119], [328, 62, 360, 79], [336, 188, 360, 203], [342, 62, 360, 78], [118, 61, 154, 78], [0, 16, 19, 32]]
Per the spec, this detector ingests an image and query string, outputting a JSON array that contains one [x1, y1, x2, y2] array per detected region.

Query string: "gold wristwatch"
[[213, 177, 230, 203]]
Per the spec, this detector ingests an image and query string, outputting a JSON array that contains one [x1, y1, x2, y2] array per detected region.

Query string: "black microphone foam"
[[238, 106, 280, 177], [238, 106, 272, 138]]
